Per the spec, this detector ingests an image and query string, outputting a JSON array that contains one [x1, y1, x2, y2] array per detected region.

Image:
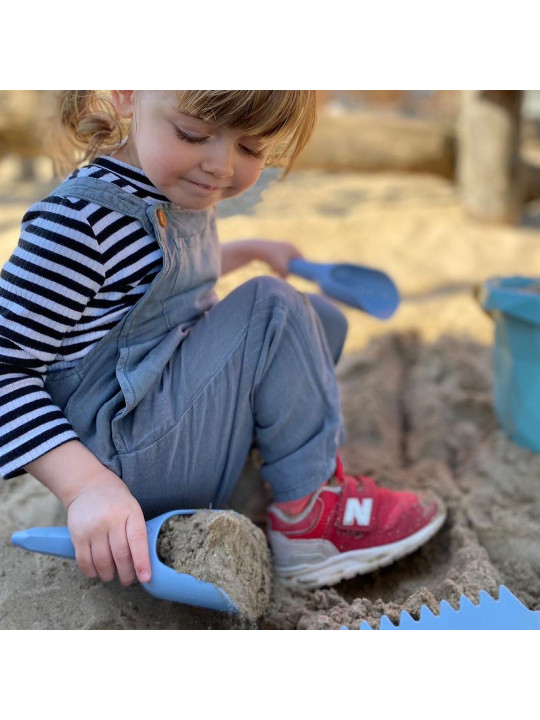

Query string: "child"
[[0, 90, 446, 591]]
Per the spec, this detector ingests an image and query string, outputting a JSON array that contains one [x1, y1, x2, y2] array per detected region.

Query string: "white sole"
[[272, 505, 447, 590]]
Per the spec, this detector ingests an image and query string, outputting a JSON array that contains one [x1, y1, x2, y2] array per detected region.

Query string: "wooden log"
[[523, 161, 540, 202], [457, 90, 524, 224], [295, 111, 456, 178]]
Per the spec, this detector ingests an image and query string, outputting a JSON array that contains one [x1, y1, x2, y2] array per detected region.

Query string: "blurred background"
[[3, 90, 540, 354]]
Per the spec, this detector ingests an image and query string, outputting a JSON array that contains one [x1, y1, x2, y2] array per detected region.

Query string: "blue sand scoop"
[[349, 586, 540, 630], [10, 509, 238, 614], [288, 258, 400, 319]]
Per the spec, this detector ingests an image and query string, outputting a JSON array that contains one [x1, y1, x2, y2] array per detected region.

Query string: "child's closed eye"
[[174, 124, 265, 160], [174, 126, 207, 144], [240, 144, 265, 159]]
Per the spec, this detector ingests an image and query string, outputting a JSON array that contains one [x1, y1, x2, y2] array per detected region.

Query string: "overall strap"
[[52, 177, 158, 237]]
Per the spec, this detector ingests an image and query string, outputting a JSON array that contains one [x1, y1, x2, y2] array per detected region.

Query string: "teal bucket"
[[479, 276, 540, 453]]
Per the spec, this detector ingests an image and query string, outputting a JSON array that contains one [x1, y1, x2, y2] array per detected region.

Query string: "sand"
[[263, 333, 539, 629], [156, 510, 272, 622], [1, 164, 539, 630]]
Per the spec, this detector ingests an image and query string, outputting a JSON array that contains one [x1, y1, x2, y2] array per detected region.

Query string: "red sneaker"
[[267, 457, 446, 589]]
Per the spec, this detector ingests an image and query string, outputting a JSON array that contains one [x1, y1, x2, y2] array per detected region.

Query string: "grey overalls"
[[45, 177, 346, 518]]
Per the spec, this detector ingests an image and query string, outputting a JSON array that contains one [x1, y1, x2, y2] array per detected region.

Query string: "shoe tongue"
[[331, 454, 367, 489], [334, 454, 345, 482], [329, 468, 366, 493]]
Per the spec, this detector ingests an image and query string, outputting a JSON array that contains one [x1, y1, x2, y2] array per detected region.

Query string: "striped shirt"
[[0, 156, 170, 479]]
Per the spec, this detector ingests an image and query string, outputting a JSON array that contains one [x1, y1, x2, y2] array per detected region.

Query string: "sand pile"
[[156, 510, 272, 622]]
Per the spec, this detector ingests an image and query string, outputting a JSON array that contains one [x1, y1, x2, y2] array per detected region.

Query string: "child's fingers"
[[90, 536, 117, 582], [74, 541, 98, 579], [125, 512, 151, 583], [108, 525, 137, 586]]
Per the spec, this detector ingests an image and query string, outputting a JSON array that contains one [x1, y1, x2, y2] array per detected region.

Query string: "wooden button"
[[156, 209, 167, 227]]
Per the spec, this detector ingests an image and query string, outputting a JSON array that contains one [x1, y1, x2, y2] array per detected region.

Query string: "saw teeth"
[[346, 585, 540, 630]]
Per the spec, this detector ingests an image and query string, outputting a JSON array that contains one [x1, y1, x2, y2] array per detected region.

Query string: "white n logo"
[[343, 498, 373, 526]]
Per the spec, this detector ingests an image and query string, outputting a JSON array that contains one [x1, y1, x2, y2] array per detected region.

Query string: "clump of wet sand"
[[157, 509, 272, 622]]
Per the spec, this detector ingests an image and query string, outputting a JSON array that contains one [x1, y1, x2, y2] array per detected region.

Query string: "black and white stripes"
[[0, 157, 167, 478]]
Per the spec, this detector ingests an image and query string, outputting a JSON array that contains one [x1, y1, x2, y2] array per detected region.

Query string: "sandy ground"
[[1, 165, 540, 629]]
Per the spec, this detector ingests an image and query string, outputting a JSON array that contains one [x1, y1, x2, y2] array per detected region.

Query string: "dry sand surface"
[[1, 166, 540, 629]]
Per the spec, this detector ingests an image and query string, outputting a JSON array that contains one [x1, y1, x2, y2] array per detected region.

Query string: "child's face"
[[111, 91, 274, 210]]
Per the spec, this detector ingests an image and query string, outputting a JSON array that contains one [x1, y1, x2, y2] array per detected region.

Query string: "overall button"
[[156, 209, 167, 227]]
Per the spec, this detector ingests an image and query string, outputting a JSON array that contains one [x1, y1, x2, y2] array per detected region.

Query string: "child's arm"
[[25, 441, 151, 586], [2, 195, 150, 586], [220, 239, 303, 278]]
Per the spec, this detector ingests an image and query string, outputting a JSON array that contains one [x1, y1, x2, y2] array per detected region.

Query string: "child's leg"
[[305, 294, 348, 365], [118, 276, 343, 515], [118, 275, 445, 590]]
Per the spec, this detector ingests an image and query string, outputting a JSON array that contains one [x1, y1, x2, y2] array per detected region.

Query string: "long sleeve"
[[1, 157, 166, 479], [0, 196, 105, 478]]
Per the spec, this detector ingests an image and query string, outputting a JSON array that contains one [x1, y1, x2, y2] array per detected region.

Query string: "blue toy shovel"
[[10, 509, 239, 614], [353, 585, 540, 630], [288, 258, 400, 319]]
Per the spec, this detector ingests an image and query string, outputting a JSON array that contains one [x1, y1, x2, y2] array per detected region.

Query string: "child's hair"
[[51, 90, 317, 177]]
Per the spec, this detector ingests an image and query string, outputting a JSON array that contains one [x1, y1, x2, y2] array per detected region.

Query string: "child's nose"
[[201, 140, 234, 178]]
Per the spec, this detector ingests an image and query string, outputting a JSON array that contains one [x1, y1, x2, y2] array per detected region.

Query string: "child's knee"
[[246, 274, 292, 296], [239, 275, 302, 309], [234, 277, 336, 343]]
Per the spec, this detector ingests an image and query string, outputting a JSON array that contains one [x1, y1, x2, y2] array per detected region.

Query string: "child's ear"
[[111, 91, 135, 118]]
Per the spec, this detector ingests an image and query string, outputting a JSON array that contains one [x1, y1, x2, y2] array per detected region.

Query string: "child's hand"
[[66, 470, 151, 586], [26, 440, 151, 587], [252, 239, 304, 279]]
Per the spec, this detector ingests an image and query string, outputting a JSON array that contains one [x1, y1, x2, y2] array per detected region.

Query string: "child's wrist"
[[25, 440, 122, 509]]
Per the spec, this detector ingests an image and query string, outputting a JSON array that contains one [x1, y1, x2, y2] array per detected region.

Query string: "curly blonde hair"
[[51, 90, 317, 177]]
